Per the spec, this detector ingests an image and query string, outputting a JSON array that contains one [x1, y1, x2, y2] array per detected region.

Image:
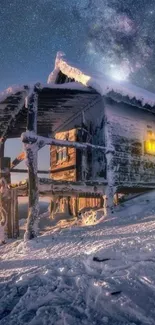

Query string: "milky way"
[[74, 0, 155, 91], [0, 0, 155, 91]]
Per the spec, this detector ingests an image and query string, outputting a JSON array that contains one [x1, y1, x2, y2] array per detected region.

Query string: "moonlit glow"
[[110, 68, 129, 81], [110, 64, 129, 81]]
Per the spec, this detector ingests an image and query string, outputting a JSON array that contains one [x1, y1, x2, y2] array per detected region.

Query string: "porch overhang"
[[0, 83, 101, 139]]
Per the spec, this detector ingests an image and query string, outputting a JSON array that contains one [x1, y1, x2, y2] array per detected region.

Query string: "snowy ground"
[[1, 191, 155, 324]]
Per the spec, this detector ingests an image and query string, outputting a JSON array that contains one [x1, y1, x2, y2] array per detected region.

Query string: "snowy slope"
[[1, 191, 155, 324]]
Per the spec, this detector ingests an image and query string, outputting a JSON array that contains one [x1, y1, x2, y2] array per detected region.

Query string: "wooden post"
[[81, 113, 88, 181], [0, 154, 11, 240], [50, 195, 58, 219], [114, 193, 119, 206], [72, 196, 78, 218], [23, 87, 39, 240], [10, 189, 19, 238], [104, 118, 116, 217], [0, 140, 5, 241]]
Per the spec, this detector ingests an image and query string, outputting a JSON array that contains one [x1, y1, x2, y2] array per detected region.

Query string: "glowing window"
[[56, 147, 67, 162], [144, 139, 155, 155]]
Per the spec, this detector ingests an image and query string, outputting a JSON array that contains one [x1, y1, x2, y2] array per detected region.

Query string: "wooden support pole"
[[10, 189, 19, 238], [0, 139, 11, 243], [50, 195, 59, 219], [104, 118, 116, 217], [0, 156, 11, 240], [71, 196, 78, 218], [0, 139, 5, 170], [23, 87, 39, 240]]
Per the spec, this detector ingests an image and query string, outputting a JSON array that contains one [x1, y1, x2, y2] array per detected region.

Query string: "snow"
[[0, 85, 29, 103], [48, 52, 155, 109], [0, 81, 89, 107], [22, 131, 106, 151], [41, 81, 90, 92], [1, 191, 155, 324], [0, 85, 30, 139]]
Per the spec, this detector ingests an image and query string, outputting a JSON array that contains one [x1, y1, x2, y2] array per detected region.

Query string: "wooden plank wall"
[[50, 128, 77, 181], [105, 98, 155, 187], [50, 128, 103, 214]]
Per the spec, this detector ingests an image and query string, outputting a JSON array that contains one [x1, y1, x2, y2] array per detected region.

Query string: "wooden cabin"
[[48, 52, 155, 217], [1, 51, 155, 239]]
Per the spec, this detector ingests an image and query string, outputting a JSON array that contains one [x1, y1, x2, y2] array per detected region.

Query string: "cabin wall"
[[58, 97, 106, 180], [50, 129, 77, 181], [104, 98, 155, 187], [78, 196, 102, 212], [50, 97, 105, 215]]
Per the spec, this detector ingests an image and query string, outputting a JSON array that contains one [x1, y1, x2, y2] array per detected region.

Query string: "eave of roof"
[[47, 52, 155, 112], [0, 83, 100, 139]]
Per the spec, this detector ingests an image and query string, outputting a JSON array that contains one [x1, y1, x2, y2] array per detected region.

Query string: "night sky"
[[1, 0, 155, 181], [0, 0, 87, 91]]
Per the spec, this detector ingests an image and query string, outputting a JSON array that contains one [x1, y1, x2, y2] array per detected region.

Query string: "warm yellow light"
[[145, 139, 155, 155], [147, 130, 155, 139]]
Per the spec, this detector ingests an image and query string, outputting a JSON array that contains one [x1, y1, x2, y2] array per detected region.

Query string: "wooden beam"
[[11, 151, 26, 169], [11, 168, 50, 174], [22, 133, 106, 151], [11, 140, 46, 169], [13, 178, 107, 197], [39, 178, 107, 185], [23, 86, 39, 240]]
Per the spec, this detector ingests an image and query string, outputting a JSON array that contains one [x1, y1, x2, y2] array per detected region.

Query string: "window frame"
[[56, 146, 68, 163]]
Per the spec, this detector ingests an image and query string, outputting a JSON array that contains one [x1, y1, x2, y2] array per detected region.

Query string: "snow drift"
[[1, 191, 155, 324]]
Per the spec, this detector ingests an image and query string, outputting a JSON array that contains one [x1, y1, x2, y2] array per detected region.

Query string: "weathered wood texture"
[[50, 127, 104, 214], [104, 115, 116, 216], [11, 151, 26, 169], [23, 90, 39, 240], [0, 157, 11, 238], [104, 98, 155, 188], [10, 189, 19, 238], [76, 127, 91, 181], [50, 129, 77, 181], [59, 98, 106, 181], [11, 168, 50, 174], [78, 196, 102, 211], [39, 178, 106, 195]]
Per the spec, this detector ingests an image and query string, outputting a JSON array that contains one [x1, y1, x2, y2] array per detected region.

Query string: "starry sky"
[[0, 0, 87, 91], [1, 0, 155, 181]]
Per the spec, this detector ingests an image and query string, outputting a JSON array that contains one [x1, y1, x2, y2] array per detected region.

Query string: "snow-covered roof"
[[1, 52, 155, 140], [48, 52, 155, 110], [0, 82, 99, 139]]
